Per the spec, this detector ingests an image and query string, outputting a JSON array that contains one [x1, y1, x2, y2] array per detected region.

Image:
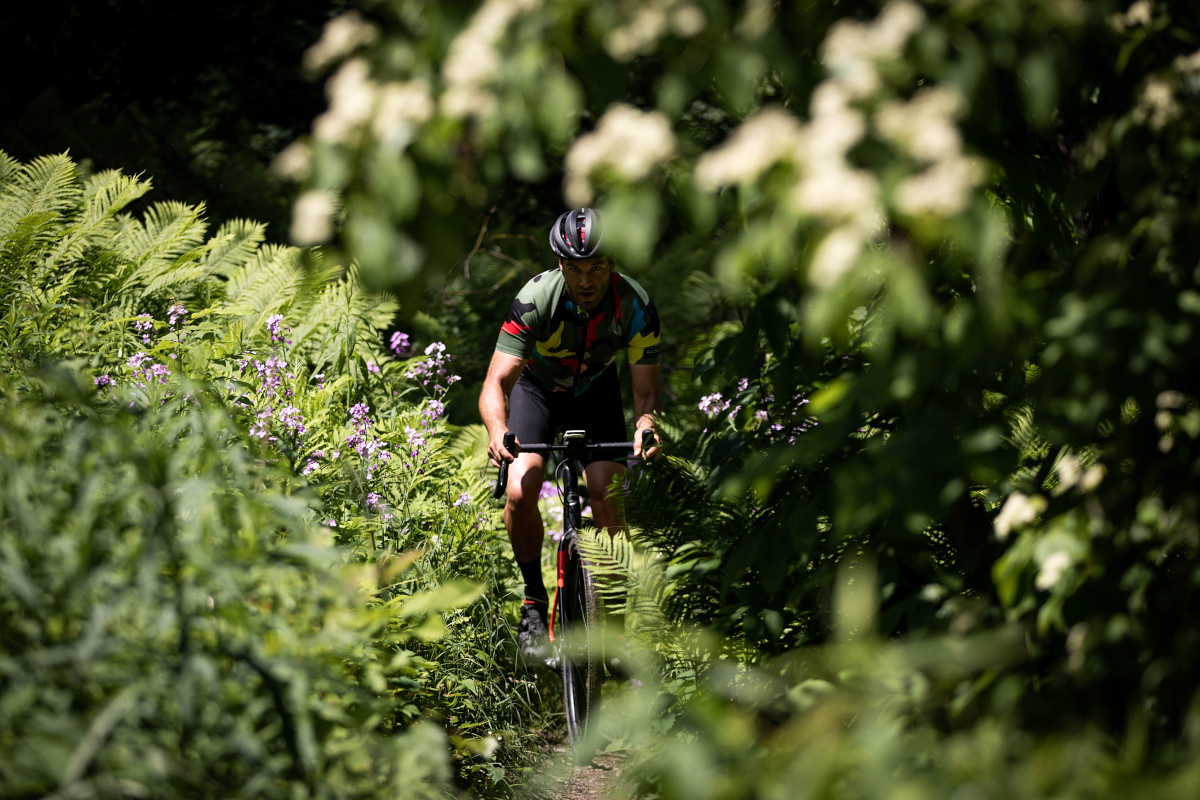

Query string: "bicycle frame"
[[493, 429, 632, 636], [492, 428, 652, 747]]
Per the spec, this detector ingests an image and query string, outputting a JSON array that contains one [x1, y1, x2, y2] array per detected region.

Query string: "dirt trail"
[[520, 748, 628, 800]]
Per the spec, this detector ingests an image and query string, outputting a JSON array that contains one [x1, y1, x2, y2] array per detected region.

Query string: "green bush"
[[0, 151, 553, 798]]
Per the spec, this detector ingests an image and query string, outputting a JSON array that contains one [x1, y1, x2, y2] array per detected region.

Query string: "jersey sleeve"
[[495, 294, 537, 358], [625, 295, 661, 366]]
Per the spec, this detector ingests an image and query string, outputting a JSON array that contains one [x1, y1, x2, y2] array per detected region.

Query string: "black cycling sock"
[[517, 559, 548, 605]]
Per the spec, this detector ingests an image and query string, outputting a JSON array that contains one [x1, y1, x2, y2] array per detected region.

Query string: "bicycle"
[[492, 427, 653, 747]]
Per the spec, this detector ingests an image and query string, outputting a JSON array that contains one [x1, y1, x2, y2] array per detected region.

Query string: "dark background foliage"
[[1, 0, 346, 235]]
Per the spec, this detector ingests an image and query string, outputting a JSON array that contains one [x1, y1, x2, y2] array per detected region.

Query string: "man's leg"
[[584, 460, 627, 534], [505, 452, 548, 600], [505, 451, 553, 662]]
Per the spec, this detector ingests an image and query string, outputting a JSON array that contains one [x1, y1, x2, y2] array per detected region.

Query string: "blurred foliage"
[[0, 151, 564, 798], [291, 0, 1200, 795]]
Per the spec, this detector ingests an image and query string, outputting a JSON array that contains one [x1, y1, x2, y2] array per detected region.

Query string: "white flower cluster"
[[281, 31, 434, 244], [442, 0, 542, 119], [693, 0, 992, 287], [311, 59, 435, 150], [993, 492, 1047, 541], [303, 11, 379, 74], [821, 0, 926, 100], [1052, 453, 1105, 496], [604, 0, 706, 62], [1133, 76, 1181, 131], [1110, 4, 1200, 133], [1107, 0, 1153, 32], [564, 104, 677, 205], [291, 190, 337, 247]]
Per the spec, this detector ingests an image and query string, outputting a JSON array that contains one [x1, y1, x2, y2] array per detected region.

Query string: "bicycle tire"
[[558, 534, 602, 747]]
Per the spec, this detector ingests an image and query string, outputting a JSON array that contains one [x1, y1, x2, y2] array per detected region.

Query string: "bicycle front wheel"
[[557, 534, 602, 748]]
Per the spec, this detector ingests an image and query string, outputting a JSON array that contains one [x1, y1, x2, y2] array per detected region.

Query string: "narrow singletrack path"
[[520, 747, 627, 800]]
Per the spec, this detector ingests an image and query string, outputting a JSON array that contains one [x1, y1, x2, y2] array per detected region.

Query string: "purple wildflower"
[[404, 342, 461, 396], [277, 406, 306, 436], [390, 331, 411, 356], [134, 315, 154, 344], [699, 393, 729, 419], [265, 314, 292, 346]]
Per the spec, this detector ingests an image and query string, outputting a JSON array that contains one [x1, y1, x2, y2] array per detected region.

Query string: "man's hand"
[[487, 429, 520, 468], [634, 426, 661, 460]]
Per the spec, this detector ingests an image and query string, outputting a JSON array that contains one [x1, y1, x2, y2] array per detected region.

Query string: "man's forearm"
[[632, 395, 660, 430], [479, 382, 509, 436]]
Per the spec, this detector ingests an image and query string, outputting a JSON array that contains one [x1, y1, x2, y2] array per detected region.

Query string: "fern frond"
[[444, 424, 490, 472], [0, 152, 80, 240], [106, 201, 209, 309], [0, 154, 82, 296], [0, 151, 19, 188], [577, 528, 636, 601], [0, 211, 61, 280], [118, 201, 207, 260], [220, 243, 310, 323], [1005, 402, 1047, 463], [289, 262, 398, 368], [49, 169, 154, 275], [197, 219, 268, 283], [576, 527, 673, 636]]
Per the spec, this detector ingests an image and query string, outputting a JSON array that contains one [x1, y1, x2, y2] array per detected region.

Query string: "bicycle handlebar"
[[491, 428, 655, 499]]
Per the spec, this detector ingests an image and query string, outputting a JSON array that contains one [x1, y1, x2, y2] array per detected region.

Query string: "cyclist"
[[479, 207, 663, 662]]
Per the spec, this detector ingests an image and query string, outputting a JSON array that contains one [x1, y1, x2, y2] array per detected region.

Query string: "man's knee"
[[506, 459, 544, 509]]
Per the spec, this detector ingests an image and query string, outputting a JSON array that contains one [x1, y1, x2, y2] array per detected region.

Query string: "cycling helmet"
[[548, 208, 605, 260]]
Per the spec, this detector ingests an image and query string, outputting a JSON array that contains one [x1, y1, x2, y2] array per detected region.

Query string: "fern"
[[0, 151, 18, 188], [287, 262, 398, 370], [108, 201, 208, 308], [219, 243, 315, 335], [196, 219, 268, 283], [0, 152, 398, 402], [576, 526, 674, 636], [47, 169, 153, 270], [0, 152, 80, 240]]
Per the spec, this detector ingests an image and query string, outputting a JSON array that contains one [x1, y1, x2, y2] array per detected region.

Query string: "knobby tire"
[[559, 534, 602, 750]]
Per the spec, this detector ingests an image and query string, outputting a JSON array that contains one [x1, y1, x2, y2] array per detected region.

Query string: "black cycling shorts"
[[507, 366, 628, 465]]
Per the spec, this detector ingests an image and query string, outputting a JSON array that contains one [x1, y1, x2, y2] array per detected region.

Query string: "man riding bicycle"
[[479, 207, 663, 661]]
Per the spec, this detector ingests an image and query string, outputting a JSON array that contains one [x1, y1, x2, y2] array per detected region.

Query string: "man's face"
[[560, 257, 611, 313]]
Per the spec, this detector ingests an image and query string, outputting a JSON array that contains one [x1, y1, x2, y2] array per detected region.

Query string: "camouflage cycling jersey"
[[495, 268, 661, 395]]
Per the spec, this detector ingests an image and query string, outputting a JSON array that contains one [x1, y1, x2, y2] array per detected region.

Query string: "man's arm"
[[479, 350, 528, 466], [629, 363, 662, 458]]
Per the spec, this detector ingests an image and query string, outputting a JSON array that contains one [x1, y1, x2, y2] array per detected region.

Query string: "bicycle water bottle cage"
[[563, 429, 586, 441]]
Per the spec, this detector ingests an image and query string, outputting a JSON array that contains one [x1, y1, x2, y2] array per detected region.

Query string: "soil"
[[518, 747, 628, 800]]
